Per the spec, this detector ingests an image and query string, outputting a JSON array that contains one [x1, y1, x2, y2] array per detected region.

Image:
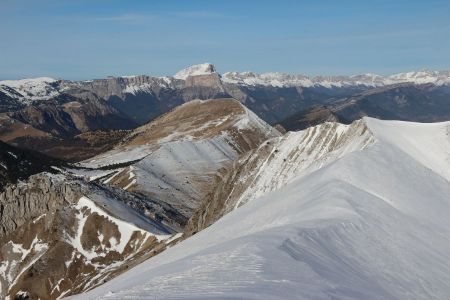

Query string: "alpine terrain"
[[2, 65, 450, 161], [0, 98, 279, 299], [77, 117, 450, 300], [3, 0, 450, 298], [0, 65, 449, 300]]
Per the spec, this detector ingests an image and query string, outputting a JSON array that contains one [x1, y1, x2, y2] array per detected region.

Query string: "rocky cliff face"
[[0, 172, 178, 299], [0, 174, 78, 236]]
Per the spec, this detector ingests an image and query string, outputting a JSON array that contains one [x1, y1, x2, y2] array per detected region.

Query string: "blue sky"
[[1, 0, 449, 80]]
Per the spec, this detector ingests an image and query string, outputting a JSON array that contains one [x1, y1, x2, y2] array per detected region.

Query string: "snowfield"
[[0, 77, 61, 102], [74, 118, 450, 299]]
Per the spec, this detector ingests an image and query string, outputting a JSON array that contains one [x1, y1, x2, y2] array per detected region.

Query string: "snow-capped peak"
[[174, 63, 217, 80], [388, 70, 450, 85]]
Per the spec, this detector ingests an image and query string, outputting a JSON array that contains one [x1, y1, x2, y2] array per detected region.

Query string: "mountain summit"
[[173, 63, 217, 80]]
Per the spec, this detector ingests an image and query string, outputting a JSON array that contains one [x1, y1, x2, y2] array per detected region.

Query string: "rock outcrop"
[[0, 173, 79, 237], [0, 172, 177, 299]]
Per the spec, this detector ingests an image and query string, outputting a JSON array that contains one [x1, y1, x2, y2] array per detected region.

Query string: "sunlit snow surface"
[[173, 63, 216, 80], [75, 118, 450, 300], [0, 77, 61, 102]]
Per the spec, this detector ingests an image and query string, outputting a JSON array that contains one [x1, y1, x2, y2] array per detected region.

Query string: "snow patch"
[[68, 196, 169, 261]]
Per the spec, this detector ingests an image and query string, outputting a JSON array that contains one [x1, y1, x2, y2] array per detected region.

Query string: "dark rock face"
[[94, 74, 229, 124], [108, 91, 183, 124], [335, 84, 450, 122], [280, 84, 450, 131], [224, 84, 355, 124], [0, 89, 24, 113], [0, 141, 64, 190], [279, 106, 341, 131], [11, 96, 136, 138]]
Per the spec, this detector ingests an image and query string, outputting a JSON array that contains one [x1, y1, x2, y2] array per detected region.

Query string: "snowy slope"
[[389, 70, 450, 86], [80, 99, 279, 170], [232, 120, 375, 210], [0, 77, 61, 102], [75, 118, 450, 300], [173, 63, 217, 80], [76, 99, 280, 225]]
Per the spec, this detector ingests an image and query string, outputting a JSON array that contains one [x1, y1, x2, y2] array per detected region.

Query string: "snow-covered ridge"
[[220, 117, 450, 214], [0, 77, 61, 102], [76, 99, 280, 223], [75, 118, 450, 300], [223, 71, 314, 87], [389, 70, 450, 85], [222, 69, 450, 87], [365, 117, 450, 181], [232, 119, 375, 209], [0, 77, 57, 88], [173, 63, 216, 80]]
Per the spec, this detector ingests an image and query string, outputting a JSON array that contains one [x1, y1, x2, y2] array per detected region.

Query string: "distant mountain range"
[[0, 63, 449, 162], [2, 64, 450, 102]]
